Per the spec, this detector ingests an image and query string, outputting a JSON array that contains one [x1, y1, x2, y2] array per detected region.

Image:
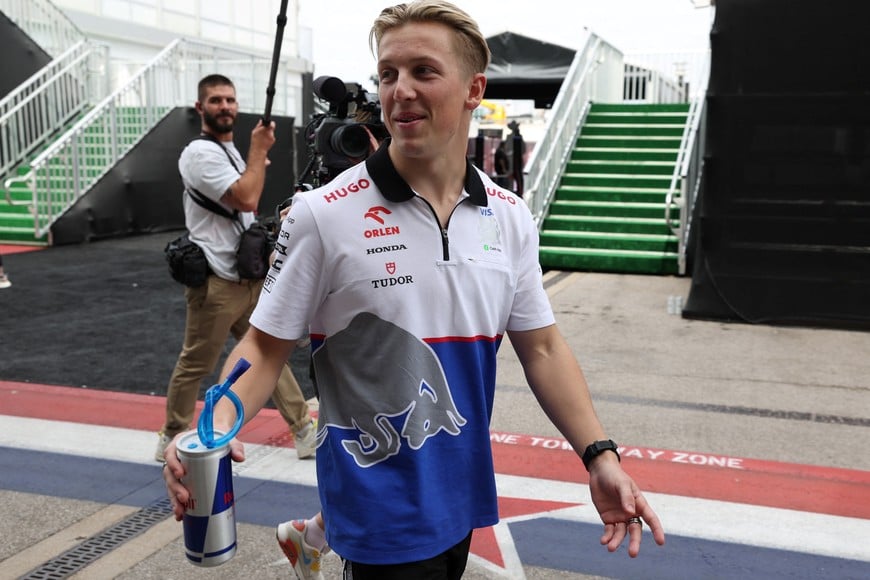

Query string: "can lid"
[[177, 430, 227, 455]]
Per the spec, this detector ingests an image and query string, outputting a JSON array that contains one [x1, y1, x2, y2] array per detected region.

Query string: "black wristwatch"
[[581, 439, 620, 471]]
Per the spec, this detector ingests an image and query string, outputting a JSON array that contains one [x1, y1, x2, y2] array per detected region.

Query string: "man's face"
[[376, 21, 485, 160], [198, 84, 238, 134]]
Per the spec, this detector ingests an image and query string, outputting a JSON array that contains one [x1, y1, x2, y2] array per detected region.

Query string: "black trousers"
[[343, 531, 473, 580]]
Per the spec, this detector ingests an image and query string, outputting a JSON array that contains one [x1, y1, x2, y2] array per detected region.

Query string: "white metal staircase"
[[1, 0, 301, 244], [5, 38, 300, 240]]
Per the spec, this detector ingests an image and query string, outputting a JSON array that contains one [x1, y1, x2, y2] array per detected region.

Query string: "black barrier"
[[683, 0, 870, 330], [0, 12, 52, 98], [51, 110, 295, 245]]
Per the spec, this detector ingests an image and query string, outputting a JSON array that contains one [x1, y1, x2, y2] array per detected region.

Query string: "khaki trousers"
[[162, 275, 309, 438]]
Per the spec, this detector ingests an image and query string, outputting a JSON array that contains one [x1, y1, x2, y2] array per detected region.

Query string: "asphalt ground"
[[1, 233, 869, 579]]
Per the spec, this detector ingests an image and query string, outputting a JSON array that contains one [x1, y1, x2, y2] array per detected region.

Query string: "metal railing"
[[0, 40, 108, 189], [623, 62, 688, 103], [623, 49, 712, 274], [4, 37, 301, 238], [664, 50, 710, 275], [623, 50, 710, 102], [523, 33, 623, 226], [0, 0, 84, 58], [521, 42, 710, 274], [664, 95, 707, 275]]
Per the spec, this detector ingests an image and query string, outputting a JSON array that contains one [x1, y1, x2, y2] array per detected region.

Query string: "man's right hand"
[[251, 120, 276, 155]]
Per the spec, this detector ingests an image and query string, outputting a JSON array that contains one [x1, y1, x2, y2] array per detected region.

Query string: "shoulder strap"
[[195, 133, 242, 174], [186, 132, 242, 223], [187, 187, 238, 221]]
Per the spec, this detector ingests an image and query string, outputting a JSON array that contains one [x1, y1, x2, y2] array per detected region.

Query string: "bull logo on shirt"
[[313, 312, 467, 467]]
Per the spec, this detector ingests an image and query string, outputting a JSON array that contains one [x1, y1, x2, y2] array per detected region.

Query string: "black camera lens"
[[331, 124, 370, 158]]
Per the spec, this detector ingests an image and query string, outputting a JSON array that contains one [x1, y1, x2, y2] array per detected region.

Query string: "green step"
[[0, 202, 32, 215], [571, 148, 679, 162], [565, 159, 676, 175], [555, 185, 669, 203], [585, 113, 689, 125], [542, 215, 675, 236], [577, 135, 683, 149], [540, 230, 678, 252], [0, 225, 47, 244], [560, 173, 672, 189], [590, 103, 690, 113], [582, 124, 685, 137], [0, 213, 37, 227], [548, 200, 668, 219], [539, 246, 679, 274]]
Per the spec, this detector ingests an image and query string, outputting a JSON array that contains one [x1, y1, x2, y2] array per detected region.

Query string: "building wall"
[[51, 0, 311, 122]]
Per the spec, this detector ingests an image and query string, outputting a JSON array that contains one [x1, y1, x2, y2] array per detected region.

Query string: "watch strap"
[[581, 439, 620, 471]]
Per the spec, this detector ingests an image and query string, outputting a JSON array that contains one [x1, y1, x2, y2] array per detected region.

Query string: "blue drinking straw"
[[197, 358, 249, 448]]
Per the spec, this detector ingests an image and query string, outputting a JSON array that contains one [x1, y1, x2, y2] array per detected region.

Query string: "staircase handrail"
[[4, 38, 186, 217], [9, 37, 297, 238], [523, 33, 623, 228], [0, 40, 109, 190], [664, 49, 710, 275], [0, 0, 85, 58]]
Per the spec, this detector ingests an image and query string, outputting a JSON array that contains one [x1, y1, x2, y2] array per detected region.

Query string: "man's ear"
[[194, 101, 203, 114], [465, 73, 487, 111]]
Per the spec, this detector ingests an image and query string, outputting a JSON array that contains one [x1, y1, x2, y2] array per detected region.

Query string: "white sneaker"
[[154, 431, 172, 462], [294, 420, 317, 459], [276, 519, 329, 580], [0, 274, 10, 289]]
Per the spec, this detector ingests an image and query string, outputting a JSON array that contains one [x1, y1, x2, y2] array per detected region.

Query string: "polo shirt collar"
[[365, 138, 489, 207]]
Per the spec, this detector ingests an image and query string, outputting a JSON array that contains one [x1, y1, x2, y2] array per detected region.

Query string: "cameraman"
[[155, 74, 317, 462]]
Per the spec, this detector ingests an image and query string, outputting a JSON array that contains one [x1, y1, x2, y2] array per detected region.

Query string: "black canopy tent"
[[484, 31, 577, 108]]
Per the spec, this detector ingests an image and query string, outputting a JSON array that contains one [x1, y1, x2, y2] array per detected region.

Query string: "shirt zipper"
[[417, 196, 468, 262]]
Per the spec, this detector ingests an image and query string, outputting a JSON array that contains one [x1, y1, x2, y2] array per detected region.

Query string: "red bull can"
[[177, 430, 236, 567]]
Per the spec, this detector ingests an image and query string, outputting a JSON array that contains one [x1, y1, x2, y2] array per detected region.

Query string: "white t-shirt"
[[179, 137, 254, 281]]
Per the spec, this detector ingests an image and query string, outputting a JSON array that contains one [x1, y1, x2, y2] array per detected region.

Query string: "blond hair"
[[369, 1, 491, 76]]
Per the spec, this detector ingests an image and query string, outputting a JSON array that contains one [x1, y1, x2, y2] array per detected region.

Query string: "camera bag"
[[165, 232, 210, 287], [183, 188, 275, 281], [235, 219, 276, 279]]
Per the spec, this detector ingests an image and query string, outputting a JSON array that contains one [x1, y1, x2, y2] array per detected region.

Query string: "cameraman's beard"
[[203, 110, 235, 134]]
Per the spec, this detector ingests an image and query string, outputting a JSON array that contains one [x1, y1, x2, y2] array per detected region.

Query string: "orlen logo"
[[486, 186, 517, 205], [372, 262, 414, 289], [364, 205, 400, 239], [365, 206, 391, 224], [323, 178, 372, 203]]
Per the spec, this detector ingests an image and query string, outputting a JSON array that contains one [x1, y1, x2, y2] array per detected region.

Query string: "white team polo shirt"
[[251, 143, 555, 564]]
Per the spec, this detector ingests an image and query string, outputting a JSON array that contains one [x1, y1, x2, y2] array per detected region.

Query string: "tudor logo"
[[371, 261, 414, 289], [364, 205, 391, 224]]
